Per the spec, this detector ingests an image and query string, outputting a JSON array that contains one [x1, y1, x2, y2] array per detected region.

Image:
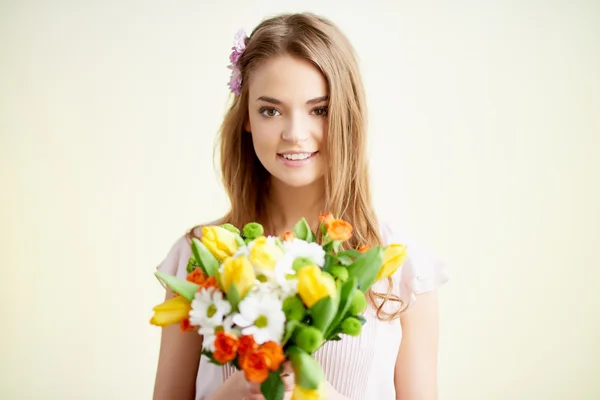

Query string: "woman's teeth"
[[281, 152, 313, 160]]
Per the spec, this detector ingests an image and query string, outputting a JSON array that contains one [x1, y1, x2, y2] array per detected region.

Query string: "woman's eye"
[[313, 106, 328, 117], [260, 107, 281, 117]]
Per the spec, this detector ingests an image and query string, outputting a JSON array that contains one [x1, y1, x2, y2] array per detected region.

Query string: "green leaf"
[[220, 223, 240, 235], [191, 238, 220, 277], [345, 246, 383, 292], [227, 283, 241, 313], [337, 249, 361, 259], [325, 277, 357, 339], [261, 370, 285, 400], [310, 296, 338, 333], [154, 271, 199, 301], [200, 350, 222, 366], [293, 218, 315, 242], [286, 346, 325, 390], [335, 254, 354, 266], [234, 234, 246, 247], [322, 254, 337, 273], [282, 320, 301, 346]]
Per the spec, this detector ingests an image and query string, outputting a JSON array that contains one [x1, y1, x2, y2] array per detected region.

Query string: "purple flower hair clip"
[[227, 29, 247, 96]]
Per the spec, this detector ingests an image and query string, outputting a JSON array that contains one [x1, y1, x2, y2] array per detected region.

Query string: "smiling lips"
[[280, 152, 316, 161], [277, 151, 318, 165]]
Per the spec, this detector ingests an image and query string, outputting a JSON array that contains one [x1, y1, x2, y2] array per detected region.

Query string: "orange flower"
[[282, 231, 295, 242], [213, 332, 239, 364], [327, 220, 353, 241], [358, 245, 369, 253], [240, 349, 270, 383], [179, 318, 196, 332], [199, 276, 219, 290], [238, 335, 258, 356], [259, 341, 285, 372], [318, 212, 334, 225], [187, 267, 206, 285]]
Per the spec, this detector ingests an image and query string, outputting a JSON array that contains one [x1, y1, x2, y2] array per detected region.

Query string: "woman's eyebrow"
[[256, 95, 329, 105]]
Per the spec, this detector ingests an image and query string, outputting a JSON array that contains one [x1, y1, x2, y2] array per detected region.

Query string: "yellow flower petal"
[[150, 295, 191, 327], [376, 244, 407, 280], [249, 236, 283, 271], [201, 226, 239, 262], [297, 265, 336, 308], [220, 255, 255, 297]]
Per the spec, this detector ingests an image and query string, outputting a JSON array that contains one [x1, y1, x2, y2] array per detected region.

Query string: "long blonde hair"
[[191, 13, 404, 321]]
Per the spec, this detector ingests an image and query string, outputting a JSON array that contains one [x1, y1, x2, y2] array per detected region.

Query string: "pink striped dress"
[[156, 219, 449, 399]]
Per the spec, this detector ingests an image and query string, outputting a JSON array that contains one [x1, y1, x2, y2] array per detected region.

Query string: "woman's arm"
[[394, 291, 440, 400], [153, 288, 204, 400]]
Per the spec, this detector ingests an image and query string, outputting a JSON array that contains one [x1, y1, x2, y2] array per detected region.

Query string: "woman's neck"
[[267, 177, 326, 236]]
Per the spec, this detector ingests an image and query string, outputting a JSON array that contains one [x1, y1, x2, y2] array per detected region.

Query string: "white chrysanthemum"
[[199, 315, 237, 351], [282, 238, 326, 267], [232, 291, 285, 344], [189, 288, 232, 330], [251, 278, 298, 301]]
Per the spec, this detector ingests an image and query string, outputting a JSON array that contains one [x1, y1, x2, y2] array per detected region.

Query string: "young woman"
[[153, 12, 448, 400]]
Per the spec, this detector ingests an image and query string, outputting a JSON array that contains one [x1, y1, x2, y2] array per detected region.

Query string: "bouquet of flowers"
[[150, 213, 407, 400]]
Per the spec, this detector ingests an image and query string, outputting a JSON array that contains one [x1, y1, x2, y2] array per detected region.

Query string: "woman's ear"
[[244, 119, 251, 133]]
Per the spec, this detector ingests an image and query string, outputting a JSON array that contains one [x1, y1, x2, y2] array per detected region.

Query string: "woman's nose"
[[281, 114, 310, 144]]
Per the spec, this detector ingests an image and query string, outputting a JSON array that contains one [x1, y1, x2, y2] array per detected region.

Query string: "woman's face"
[[245, 54, 329, 188]]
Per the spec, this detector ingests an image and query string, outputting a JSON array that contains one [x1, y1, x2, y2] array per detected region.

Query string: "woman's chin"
[[270, 173, 325, 189]]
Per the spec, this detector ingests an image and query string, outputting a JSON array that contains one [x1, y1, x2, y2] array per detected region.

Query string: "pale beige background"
[[1, 1, 599, 399]]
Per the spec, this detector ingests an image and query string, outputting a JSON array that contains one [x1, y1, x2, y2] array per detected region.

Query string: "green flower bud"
[[282, 295, 306, 321], [242, 222, 264, 240], [292, 257, 314, 272], [293, 325, 324, 353], [186, 255, 198, 274], [220, 223, 240, 235], [341, 317, 362, 336], [330, 266, 349, 282], [349, 289, 367, 315]]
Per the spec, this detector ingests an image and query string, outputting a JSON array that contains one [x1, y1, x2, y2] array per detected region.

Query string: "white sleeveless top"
[[156, 219, 449, 400]]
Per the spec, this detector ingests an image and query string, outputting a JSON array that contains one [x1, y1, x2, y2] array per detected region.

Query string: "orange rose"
[[199, 276, 219, 290], [186, 267, 206, 285], [213, 332, 239, 364], [358, 245, 369, 253], [282, 231, 295, 242], [259, 341, 285, 372], [327, 220, 353, 241], [240, 349, 270, 383], [238, 335, 257, 355], [318, 212, 334, 225]]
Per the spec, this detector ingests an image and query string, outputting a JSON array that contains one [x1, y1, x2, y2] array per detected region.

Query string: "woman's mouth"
[[277, 151, 318, 166]]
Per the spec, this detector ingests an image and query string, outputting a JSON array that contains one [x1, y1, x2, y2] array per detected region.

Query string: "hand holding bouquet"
[[150, 213, 407, 400]]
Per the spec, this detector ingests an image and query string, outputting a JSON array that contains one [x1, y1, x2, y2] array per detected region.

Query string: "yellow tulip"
[[201, 226, 239, 262], [376, 243, 407, 280], [249, 236, 283, 272], [297, 265, 337, 308], [150, 295, 191, 327], [291, 383, 326, 400], [220, 255, 255, 297]]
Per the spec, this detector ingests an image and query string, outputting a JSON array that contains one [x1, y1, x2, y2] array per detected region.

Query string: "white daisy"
[[232, 291, 286, 344], [189, 287, 232, 330], [281, 238, 326, 268]]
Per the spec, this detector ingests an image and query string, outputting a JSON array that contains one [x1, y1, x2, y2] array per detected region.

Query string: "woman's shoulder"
[[155, 217, 224, 278], [376, 215, 450, 309]]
